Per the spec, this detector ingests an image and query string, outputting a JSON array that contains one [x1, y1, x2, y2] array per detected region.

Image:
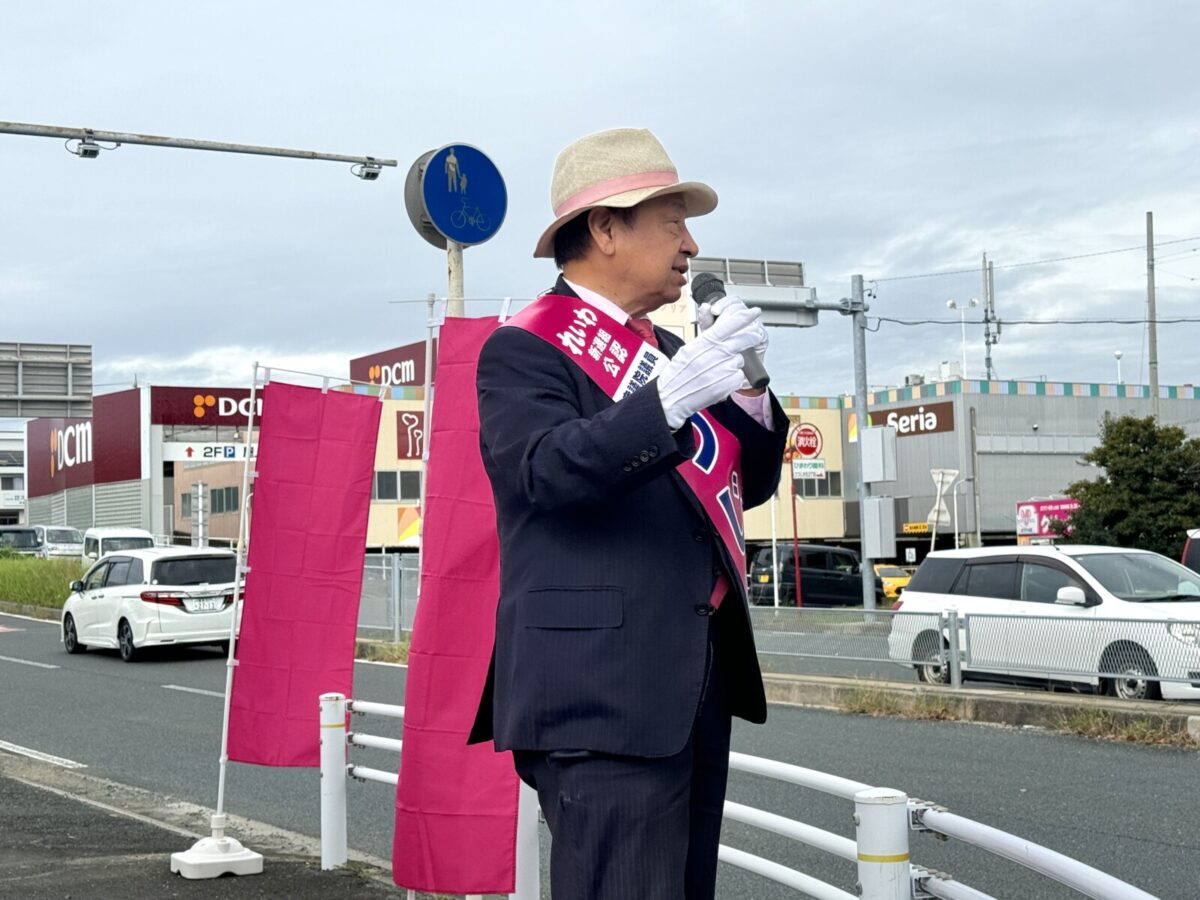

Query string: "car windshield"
[[877, 567, 907, 577], [1072, 551, 1200, 601], [152, 556, 236, 586], [0, 530, 40, 549], [103, 537, 155, 553], [47, 528, 83, 543]]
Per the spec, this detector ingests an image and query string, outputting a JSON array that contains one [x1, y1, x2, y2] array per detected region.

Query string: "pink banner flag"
[[393, 317, 519, 893], [228, 382, 382, 767]]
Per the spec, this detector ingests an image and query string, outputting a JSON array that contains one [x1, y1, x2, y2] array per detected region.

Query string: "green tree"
[[1056, 415, 1200, 557]]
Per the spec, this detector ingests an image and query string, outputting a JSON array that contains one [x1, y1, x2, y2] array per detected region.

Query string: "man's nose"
[[681, 223, 699, 258]]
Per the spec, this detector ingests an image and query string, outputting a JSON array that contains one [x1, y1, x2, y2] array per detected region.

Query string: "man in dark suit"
[[470, 127, 788, 899]]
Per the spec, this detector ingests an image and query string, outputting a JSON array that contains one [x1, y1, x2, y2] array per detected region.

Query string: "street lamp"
[[1114, 350, 1123, 385], [946, 298, 978, 379]]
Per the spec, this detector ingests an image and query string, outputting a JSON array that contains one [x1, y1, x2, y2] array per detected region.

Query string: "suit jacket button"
[[648, 445, 659, 457], [639, 450, 650, 462], [692, 529, 706, 543], [623, 463, 633, 472], [694, 604, 715, 616]]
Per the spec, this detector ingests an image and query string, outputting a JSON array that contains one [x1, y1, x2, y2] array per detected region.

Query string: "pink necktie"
[[626, 316, 658, 349]]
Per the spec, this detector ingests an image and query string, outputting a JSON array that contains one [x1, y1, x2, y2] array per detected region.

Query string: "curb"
[[0, 601, 61, 622], [763, 673, 1200, 746]]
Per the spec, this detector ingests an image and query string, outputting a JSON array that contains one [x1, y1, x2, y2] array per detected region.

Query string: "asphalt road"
[[2, 612, 1196, 898]]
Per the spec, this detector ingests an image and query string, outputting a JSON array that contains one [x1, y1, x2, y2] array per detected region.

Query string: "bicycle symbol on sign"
[[450, 197, 490, 232]]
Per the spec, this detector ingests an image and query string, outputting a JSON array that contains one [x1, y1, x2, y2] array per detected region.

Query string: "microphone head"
[[690, 272, 725, 305]]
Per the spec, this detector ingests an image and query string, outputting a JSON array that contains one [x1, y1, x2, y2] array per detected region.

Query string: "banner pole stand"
[[170, 362, 265, 879]]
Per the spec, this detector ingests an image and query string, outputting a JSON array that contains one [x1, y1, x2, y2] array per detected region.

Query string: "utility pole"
[[982, 254, 999, 381], [849, 275, 875, 609], [1146, 211, 1160, 418]]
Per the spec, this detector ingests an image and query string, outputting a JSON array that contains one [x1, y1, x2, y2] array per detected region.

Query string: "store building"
[[0, 431, 25, 525], [834, 378, 1200, 561], [25, 386, 259, 538]]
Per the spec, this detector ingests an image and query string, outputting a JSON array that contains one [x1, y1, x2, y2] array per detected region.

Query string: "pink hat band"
[[553, 169, 679, 218]]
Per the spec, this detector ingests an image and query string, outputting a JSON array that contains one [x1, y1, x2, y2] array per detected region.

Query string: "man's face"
[[612, 195, 699, 312]]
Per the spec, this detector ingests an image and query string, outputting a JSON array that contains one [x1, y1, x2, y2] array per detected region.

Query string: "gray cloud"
[[2, 0, 1198, 401]]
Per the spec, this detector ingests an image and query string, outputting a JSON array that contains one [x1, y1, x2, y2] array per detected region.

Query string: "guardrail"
[[317, 691, 1157, 899]]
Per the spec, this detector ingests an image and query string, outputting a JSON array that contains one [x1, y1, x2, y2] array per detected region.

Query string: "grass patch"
[[843, 685, 905, 717], [0, 555, 85, 608], [842, 685, 961, 722], [355, 636, 411, 664], [1058, 709, 1191, 747]]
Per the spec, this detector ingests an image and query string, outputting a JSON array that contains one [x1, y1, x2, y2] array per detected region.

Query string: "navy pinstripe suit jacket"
[[468, 280, 788, 758]]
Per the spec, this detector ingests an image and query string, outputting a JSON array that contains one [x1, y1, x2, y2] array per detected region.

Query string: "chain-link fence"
[[357, 552, 419, 641]]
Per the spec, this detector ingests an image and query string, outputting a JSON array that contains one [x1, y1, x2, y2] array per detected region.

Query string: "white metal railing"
[[319, 694, 1157, 899], [318, 692, 540, 900]]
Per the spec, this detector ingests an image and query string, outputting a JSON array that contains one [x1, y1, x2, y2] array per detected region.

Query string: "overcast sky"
[[3, 0, 1199, 410]]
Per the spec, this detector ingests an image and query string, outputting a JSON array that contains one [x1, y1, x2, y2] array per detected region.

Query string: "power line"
[[869, 236, 1200, 283], [872, 315, 1200, 327]]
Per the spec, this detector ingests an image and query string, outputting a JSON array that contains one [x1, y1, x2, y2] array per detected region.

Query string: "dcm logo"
[[369, 360, 417, 387], [192, 394, 263, 419], [49, 422, 92, 477]]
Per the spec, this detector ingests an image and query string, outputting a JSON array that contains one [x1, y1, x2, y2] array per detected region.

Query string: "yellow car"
[[873, 564, 912, 600]]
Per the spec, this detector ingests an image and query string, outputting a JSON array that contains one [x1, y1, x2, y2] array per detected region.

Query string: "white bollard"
[[512, 780, 541, 900], [320, 692, 348, 870], [853, 788, 910, 900]]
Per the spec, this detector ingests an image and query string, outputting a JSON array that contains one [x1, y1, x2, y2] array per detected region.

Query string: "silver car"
[[32, 525, 84, 559]]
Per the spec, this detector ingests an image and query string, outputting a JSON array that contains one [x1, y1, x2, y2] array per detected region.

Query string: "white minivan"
[[82, 527, 155, 562], [889, 545, 1200, 702]]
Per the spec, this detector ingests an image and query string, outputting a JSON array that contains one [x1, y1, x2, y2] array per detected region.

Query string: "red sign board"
[[26, 390, 142, 498], [1015, 498, 1081, 537], [396, 410, 425, 460], [350, 340, 437, 388], [150, 387, 262, 426], [790, 423, 823, 459]]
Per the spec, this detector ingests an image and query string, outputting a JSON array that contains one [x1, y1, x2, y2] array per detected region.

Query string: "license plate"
[[186, 596, 223, 612]]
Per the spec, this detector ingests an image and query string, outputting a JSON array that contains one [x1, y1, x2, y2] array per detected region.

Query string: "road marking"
[[0, 625, 25, 633], [0, 654, 59, 669], [0, 739, 87, 769], [163, 684, 224, 698]]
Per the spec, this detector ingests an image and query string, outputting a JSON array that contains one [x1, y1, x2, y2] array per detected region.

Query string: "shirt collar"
[[562, 278, 633, 326]]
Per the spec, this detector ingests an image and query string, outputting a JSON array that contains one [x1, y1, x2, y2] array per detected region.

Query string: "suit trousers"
[[512, 614, 733, 900]]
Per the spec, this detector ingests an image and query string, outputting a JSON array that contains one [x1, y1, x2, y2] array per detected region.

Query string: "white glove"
[[698, 294, 768, 389], [656, 306, 764, 429]]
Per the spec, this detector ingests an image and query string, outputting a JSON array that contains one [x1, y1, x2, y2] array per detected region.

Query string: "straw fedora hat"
[[533, 127, 718, 258]]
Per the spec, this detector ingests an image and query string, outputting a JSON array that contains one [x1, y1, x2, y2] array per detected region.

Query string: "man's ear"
[[587, 208, 618, 257]]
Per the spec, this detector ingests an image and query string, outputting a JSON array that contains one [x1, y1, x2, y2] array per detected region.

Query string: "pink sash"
[[507, 295, 746, 584]]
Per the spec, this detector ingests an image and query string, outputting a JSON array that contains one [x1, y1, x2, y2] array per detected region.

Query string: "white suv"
[[62, 547, 239, 662], [889, 545, 1200, 701]]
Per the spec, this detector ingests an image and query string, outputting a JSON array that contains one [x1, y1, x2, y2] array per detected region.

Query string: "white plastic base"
[[170, 836, 264, 879]]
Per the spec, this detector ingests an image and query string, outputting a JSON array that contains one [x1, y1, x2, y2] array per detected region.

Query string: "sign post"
[[927, 468, 958, 551], [406, 144, 508, 317]]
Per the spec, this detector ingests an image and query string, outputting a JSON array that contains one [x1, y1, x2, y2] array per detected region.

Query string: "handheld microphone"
[[691, 273, 771, 390]]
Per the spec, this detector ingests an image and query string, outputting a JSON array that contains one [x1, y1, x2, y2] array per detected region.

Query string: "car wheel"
[[118, 619, 138, 663], [63, 615, 86, 654], [1101, 643, 1161, 701], [913, 631, 950, 685]]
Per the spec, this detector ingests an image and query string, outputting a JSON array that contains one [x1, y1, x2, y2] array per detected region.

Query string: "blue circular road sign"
[[420, 144, 506, 246]]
